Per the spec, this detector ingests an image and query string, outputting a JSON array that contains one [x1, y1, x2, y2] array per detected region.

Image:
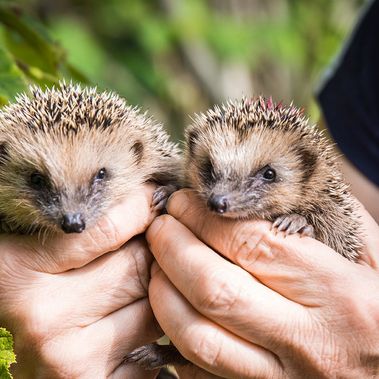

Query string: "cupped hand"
[[0, 185, 162, 379], [147, 189, 379, 379]]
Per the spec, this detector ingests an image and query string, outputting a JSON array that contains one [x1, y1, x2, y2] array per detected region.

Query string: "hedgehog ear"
[[131, 140, 144, 164], [0, 142, 8, 165], [187, 130, 199, 156]]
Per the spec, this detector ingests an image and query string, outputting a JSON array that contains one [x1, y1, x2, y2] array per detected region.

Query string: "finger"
[[111, 364, 158, 379], [166, 190, 362, 305], [44, 237, 154, 323], [90, 298, 162, 371], [7, 184, 158, 273], [38, 298, 162, 378], [147, 217, 303, 350], [176, 365, 224, 379], [149, 266, 285, 379]]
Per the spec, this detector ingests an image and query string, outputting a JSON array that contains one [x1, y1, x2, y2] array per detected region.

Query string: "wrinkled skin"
[[0, 185, 164, 379], [147, 189, 379, 379]]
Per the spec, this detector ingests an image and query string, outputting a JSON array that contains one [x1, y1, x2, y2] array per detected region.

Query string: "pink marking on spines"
[[266, 96, 274, 110]]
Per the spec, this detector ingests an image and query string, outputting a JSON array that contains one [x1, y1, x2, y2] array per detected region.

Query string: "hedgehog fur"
[[184, 96, 363, 261], [0, 82, 181, 235]]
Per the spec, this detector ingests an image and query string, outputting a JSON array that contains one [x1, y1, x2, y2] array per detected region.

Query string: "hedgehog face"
[[185, 114, 317, 220], [0, 131, 145, 234], [21, 166, 109, 233]]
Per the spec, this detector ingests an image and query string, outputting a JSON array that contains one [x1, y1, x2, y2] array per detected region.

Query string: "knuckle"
[[228, 222, 276, 268], [182, 328, 224, 368], [193, 268, 242, 314]]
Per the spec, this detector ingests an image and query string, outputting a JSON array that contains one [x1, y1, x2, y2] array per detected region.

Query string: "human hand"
[[147, 189, 379, 378], [0, 185, 162, 379]]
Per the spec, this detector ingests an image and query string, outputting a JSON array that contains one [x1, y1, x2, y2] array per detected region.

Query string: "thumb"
[[176, 364, 224, 378], [4, 185, 157, 273]]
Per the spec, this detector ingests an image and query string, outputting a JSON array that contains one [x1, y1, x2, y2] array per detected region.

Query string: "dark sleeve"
[[317, 0, 379, 186]]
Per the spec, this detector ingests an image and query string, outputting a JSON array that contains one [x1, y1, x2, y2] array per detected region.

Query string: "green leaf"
[[49, 17, 105, 80], [0, 44, 27, 105], [0, 5, 64, 75], [0, 328, 16, 379]]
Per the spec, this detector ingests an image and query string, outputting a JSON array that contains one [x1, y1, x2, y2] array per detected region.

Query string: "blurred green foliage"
[[0, 1, 366, 373], [0, 0, 365, 139], [0, 327, 16, 378]]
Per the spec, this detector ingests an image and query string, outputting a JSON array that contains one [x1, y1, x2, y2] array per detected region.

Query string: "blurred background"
[[0, 0, 365, 139]]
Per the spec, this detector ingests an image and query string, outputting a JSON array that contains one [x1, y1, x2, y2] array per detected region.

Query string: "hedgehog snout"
[[207, 194, 229, 214], [61, 212, 86, 233]]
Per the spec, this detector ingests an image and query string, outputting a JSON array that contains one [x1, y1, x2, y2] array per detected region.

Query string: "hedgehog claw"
[[273, 214, 314, 238], [152, 184, 177, 212], [301, 224, 315, 238], [272, 217, 283, 229], [124, 343, 188, 369]]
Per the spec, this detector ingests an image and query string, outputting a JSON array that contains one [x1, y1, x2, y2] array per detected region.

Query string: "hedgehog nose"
[[61, 213, 86, 233], [207, 195, 229, 214]]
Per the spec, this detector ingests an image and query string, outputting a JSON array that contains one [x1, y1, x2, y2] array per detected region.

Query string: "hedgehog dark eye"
[[263, 168, 276, 181], [30, 172, 48, 190], [95, 168, 107, 181]]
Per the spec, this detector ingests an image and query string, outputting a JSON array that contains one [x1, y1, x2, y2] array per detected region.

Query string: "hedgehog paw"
[[152, 184, 177, 212], [124, 343, 188, 369], [273, 214, 315, 238]]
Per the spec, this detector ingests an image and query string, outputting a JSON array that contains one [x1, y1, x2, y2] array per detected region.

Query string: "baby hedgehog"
[[185, 96, 363, 260], [126, 96, 364, 372], [0, 82, 180, 235]]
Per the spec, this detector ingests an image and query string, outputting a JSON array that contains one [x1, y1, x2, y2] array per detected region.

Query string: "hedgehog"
[[183, 96, 363, 261], [0, 82, 181, 236], [126, 96, 364, 372]]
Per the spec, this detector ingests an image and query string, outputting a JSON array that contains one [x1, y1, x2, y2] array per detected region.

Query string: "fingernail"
[[166, 189, 190, 216], [147, 215, 165, 238]]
